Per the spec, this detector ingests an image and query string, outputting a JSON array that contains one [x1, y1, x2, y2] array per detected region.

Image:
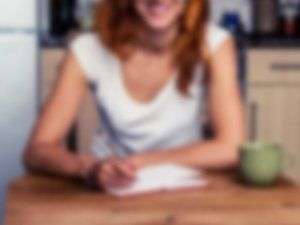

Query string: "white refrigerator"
[[0, 0, 38, 221]]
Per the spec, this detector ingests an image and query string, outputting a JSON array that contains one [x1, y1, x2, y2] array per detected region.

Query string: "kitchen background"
[[1, 0, 300, 222]]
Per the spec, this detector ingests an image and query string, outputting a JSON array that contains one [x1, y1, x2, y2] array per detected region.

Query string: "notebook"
[[107, 164, 208, 197]]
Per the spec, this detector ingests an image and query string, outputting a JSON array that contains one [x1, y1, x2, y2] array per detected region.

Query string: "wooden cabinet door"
[[247, 49, 300, 85], [247, 85, 300, 182], [41, 49, 66, 105]]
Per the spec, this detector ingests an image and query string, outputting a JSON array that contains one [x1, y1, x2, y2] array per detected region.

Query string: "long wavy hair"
[[93, 0, 209, 95]]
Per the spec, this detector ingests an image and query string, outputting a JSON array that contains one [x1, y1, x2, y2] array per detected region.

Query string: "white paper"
[[107, 164, 208, 196]]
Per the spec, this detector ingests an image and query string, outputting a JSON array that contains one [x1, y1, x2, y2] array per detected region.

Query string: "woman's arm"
[[130, 37, 246, 169], [23, 52, 97, 179], [24, 52, 136, 188]]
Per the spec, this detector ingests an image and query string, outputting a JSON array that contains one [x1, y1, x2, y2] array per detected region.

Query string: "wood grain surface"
[[4, 171, 300, 225]]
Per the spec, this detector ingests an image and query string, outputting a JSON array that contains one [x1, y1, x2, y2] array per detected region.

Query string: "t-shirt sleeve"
[[206, 23, 232, 55], [69, 33, 102, 82]]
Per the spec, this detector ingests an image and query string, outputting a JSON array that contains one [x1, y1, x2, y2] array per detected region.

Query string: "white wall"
[[0, 33, 37, 222]]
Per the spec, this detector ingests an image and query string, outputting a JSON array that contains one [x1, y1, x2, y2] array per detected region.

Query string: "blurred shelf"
[[246, 34, 300, 48]]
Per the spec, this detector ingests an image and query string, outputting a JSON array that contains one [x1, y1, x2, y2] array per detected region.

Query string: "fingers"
[[99, 162, 117, 187], [113, 158, 137, 179], [78, 154, 98, 178], [98, 157, 137, 189]]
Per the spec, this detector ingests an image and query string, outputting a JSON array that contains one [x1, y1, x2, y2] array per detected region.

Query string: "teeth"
[[149, 4, 169, 14]]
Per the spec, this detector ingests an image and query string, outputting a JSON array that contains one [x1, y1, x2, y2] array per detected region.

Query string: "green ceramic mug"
[[239, 142, 283, 186]]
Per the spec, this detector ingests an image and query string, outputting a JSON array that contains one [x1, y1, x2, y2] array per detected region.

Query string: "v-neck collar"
[[113, 54, 178, 109]]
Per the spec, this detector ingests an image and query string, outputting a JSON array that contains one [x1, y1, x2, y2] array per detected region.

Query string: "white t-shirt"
[[70, 23, 231, 158]]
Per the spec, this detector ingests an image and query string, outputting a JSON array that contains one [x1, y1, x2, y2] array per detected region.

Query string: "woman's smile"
[[143, 0, 172, 16], [135, 0, 185, 31]]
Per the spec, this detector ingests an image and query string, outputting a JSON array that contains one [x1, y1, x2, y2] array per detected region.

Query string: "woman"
[[24, 0, 245, 189]]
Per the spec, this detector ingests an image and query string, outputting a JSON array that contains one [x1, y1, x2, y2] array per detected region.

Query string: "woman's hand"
[[85, 157, 137, 190]]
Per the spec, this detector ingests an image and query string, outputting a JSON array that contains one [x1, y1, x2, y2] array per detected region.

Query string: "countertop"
[[4, 171, 300, 225], [40, 34, 300, 49], [246, 34, 300, 48]]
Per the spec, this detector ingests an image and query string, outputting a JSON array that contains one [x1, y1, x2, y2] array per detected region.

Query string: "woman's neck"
[[136, 24, 178, 53]]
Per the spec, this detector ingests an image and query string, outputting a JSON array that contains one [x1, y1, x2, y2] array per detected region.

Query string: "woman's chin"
[[145, 20, 176, 32]]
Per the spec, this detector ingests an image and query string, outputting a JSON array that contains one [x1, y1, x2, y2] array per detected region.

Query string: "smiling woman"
[[23, 0, 245, 191], [95, 0, 209, 94]]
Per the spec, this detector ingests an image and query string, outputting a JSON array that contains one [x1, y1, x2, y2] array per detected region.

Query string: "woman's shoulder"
[[69, 32, 114, 82], [70, 32, 104, 54], [205, 22, 232, 54]]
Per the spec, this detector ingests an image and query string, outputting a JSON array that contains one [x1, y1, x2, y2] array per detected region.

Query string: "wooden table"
[[4, 171, 300, 225]]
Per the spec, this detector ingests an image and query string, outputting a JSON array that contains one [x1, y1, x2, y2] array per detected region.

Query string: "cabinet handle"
[[270, 63, 300, 72], [249, 102, 258, 141]]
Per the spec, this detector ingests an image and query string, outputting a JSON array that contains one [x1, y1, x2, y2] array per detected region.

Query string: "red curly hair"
[[93, 0, 209, 95]]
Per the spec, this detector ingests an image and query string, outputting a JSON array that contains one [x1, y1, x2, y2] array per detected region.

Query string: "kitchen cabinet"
[[246, 49, 300, 182], [40, 48, 65, 104]]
